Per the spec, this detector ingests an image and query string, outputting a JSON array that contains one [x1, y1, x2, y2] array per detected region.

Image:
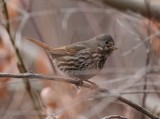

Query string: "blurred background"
[[0, 0, 160, 119]]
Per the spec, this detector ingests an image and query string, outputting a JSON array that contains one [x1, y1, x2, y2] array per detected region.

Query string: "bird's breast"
[[92, 52, 107, 69], [52, 51, 100, 80]]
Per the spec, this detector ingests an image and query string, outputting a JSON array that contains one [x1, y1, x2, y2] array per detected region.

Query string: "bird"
[[26, 34, 117, 86]]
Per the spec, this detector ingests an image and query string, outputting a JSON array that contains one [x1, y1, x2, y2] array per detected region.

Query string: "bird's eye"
[[105, 41, 109, 44]]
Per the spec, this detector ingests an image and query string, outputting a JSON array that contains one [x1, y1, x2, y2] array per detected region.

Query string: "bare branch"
[[104, 0, 160, 20], [120, 90, 160, 95], [102, 115, 128, 119], [0, 72, 159, 119], [0, 72, 98, 89], [2, 0, 43, 118]]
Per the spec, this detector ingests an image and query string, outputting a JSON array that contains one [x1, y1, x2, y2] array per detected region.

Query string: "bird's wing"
[[25, 37, 81, 56], [49, 44, 88, 58], [26, 37, 93, 58]]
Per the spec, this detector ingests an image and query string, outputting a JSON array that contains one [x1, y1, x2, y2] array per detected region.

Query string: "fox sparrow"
[[26, 34, 117, 85]]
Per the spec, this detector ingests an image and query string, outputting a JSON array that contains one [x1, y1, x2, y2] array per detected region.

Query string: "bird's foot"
[[71, 77, 83, 89], [75, 79, 83, 89]]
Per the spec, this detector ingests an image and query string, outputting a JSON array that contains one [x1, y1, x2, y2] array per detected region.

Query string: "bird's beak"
[[109, 46, 118, 50]]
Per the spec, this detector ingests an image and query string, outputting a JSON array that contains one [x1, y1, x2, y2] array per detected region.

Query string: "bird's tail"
[[26, 37, 53, 51]]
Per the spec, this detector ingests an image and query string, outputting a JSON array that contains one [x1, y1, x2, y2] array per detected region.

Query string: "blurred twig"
[[20, 0, 57, 74], [120, 90, 160, 95], [102, 115, 128, 119], [2, 0, 43, 118], [0, 72, 97, 89], [141, 1, 151, 119], [104, 0, 160, 21], [0, 72, 159, 119], [122, 31, 160, 56], [79, 0, 103, 7]]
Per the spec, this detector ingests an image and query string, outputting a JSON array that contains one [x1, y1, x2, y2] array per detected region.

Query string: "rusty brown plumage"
[[26, 34, 117, 83]]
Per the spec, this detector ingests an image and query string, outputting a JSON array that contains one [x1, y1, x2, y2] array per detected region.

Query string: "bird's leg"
[[72, 77, 83, 88], [28, 67, 33, 73]]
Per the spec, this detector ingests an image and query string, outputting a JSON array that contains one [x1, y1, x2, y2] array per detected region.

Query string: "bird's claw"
[[75, 79, 83, 89]]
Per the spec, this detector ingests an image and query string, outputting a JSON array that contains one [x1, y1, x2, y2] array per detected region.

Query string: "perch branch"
[[0, 72, 159, 119]]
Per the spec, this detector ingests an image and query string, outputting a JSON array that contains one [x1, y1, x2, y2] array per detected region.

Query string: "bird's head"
[[96, 34, 117, 54]]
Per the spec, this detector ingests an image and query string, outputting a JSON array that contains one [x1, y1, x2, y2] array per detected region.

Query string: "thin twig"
[[102, 115, 128, 119], [79, 0, 101, 7], [141, 1, 151, 119], [151, 80, 160, 98], [120, 90, 160, 95], [20, 0, 57, 74], [0, 72, 159, 119], [2, 0, 42, 118], [117, 96, 159, 119], [0, 72, 100, 90]]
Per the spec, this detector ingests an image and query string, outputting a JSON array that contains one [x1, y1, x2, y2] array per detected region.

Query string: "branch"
[[102, 115, 128, 119], [104, 0, 160, 21], [2, 0, 43, 118], [0, 72, 159, 119], [120, 90, 160, 95], [0, 72, 100, 90], [141, 1, 152, 118]]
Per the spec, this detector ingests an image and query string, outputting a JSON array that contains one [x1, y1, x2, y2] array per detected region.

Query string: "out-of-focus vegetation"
[[0, 0, 160, 119]]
